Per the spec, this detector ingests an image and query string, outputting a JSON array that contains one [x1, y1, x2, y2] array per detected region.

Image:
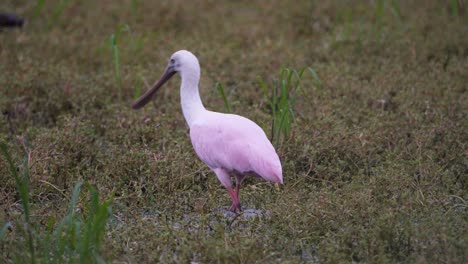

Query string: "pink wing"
[[190, 112, 282, 183]]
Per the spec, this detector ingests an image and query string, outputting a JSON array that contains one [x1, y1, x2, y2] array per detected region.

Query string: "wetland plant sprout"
[[215, 82, 233, 113], [50, 182, 112, 264], [259, 67, 322, 146], [0, 143, 112, 263], [33, 0, 46, 19], [0, 142, 35, 262], [131, 0, 140, 17], [111, 24, 131, 100], [374, 0, 403, 38]]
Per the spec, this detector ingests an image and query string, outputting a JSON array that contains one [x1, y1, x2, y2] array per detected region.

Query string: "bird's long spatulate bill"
[[132, 68, 176, 109]]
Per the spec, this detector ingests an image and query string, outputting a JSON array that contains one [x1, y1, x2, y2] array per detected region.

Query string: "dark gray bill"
[[132, 68, 176, 109]]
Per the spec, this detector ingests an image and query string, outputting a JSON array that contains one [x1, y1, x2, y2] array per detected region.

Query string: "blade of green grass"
[[49, 0, 71, 29], [215, 82, 232, 113], [373, 0, 385, 38], [111, 24, 131, 100], [307, 67, 323, 89], [0, 142, 36, 264], [389, 0, 402, 19], [259, 66, 321, 145], [449, 0, 460, 16], [33, 0, 46, 19], [0, 222, 11, 241], [131, 0, 140, 16], [50, 182, 112, 263]]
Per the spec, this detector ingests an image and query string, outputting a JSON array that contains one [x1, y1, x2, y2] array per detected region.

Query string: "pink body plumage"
[[190, 111, 283, 185]]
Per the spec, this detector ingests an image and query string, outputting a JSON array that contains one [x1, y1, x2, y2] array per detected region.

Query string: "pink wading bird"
[[132, 50, 283, 212]]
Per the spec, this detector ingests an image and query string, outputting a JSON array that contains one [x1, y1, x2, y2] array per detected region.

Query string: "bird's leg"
[[235, 183, 241, 197], [212, 168, 241, 213], [227, 187, 241, 213], [231, 173, 246, 212]]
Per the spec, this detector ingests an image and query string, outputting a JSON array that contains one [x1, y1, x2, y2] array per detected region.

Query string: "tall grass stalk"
[[33, 0, 46, 19], [49, 0, 71, 28], [449, 0, 460, 16], [215, 82, 233, 113], [0, 142, 112, 263], [131, 0, 140, 17], [343, 9, 352, 40], [0, 222, 11, 240], [51, 182, 112, 264], [389, 0, 402, 20], [259, 67, 322, 146], [0, 142, 35, 263], [133, 74, 145, 100], [374, 0, 385, 38], [111, 24, 130, 100]]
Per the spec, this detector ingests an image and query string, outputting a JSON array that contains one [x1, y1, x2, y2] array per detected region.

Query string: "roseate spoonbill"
[[132, 50, 282, 212]]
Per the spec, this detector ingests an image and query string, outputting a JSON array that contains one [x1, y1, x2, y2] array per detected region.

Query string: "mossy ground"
[[1, 0, 467, 263]]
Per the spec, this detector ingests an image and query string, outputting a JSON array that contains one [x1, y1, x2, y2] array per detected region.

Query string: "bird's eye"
[[170, 59, 175, 64]]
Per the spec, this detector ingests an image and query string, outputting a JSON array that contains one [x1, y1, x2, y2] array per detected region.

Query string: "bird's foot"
[[228, 202, 242, 213]]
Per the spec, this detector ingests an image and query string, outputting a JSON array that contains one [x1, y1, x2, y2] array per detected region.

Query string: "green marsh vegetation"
[[1, 0, 466, 263], [259, 67, 322, 146], [111, 24, 131, 100]]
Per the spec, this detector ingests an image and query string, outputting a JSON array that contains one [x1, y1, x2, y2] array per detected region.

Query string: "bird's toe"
[[228, 203, 242, 213]]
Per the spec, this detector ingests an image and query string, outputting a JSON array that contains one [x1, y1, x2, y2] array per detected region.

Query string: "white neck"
[[180, 69, 205, 127]]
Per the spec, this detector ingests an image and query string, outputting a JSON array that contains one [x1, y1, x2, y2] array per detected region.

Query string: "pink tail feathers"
[[260, 160, 283, 184], [249, 145, 283, 184], [272, 164, 283, 184]]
